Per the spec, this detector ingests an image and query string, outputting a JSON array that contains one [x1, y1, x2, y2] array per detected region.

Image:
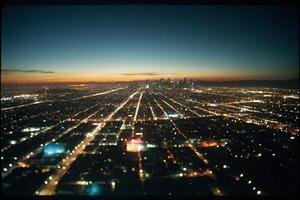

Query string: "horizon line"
[[1, 78, 299, 86]]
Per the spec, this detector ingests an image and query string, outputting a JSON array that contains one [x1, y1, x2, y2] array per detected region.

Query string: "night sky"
[[1, 6, 299, 84]]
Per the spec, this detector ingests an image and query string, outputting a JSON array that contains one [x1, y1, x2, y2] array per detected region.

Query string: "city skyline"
[[2, 5, 299, 84], [1, 4, 299, 197]]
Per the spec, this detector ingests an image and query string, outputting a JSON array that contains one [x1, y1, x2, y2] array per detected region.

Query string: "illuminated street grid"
[[1, 82, 299, 195]]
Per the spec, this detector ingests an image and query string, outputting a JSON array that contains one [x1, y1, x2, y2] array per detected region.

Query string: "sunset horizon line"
[[1, 77, 298, 86]]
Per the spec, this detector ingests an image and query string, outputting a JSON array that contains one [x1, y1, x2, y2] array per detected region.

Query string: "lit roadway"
[[2, 88, 123, 178], [158, 92, 278, 195], [2, 109, 101, 178], [37, 123, 102, 195], [155, 95, 209, 164], [37, 89, 139, 195], [1, 88, 123, 111], [1, 100, 53, 111], [155, 93, 221, 194], [1, 102, 101, 153], [72, 87, 123, 100], [2, 88, 123, 147], [153, 98, 168, 119], [149, 106, 157, 120], [159, 92, 206, 118], [115, 120, 126, 143], [154, 95, 214, 171], [133, 91, 144, 122], [131, 90, 145, 189], [161, 99, 182, 116]]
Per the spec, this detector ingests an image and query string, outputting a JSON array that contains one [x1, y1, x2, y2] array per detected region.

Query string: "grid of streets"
[[1, 82, 299, 196]]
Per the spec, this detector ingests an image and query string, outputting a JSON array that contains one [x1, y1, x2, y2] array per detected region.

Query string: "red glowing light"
[[130, 138, 143, 144], [127, 138, 144, 152]]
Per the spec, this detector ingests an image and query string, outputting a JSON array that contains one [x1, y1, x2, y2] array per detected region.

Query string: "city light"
[[126, 138, 144, 152], [43, 143, 66, 157], [1, 7, 298, 196]]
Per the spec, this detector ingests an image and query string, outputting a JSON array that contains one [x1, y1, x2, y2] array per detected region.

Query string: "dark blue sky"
[[2, 6, 299, 83]]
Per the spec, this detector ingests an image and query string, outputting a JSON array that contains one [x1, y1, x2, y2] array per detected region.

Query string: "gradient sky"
[[1, 5, 299, 84]]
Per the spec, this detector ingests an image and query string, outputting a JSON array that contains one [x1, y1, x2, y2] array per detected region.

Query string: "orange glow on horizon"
[[1, 71, 292, 85]]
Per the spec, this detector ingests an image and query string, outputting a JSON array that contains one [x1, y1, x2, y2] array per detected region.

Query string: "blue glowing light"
[[84, 183, 102, 196], [43, 143, 65, 157]]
